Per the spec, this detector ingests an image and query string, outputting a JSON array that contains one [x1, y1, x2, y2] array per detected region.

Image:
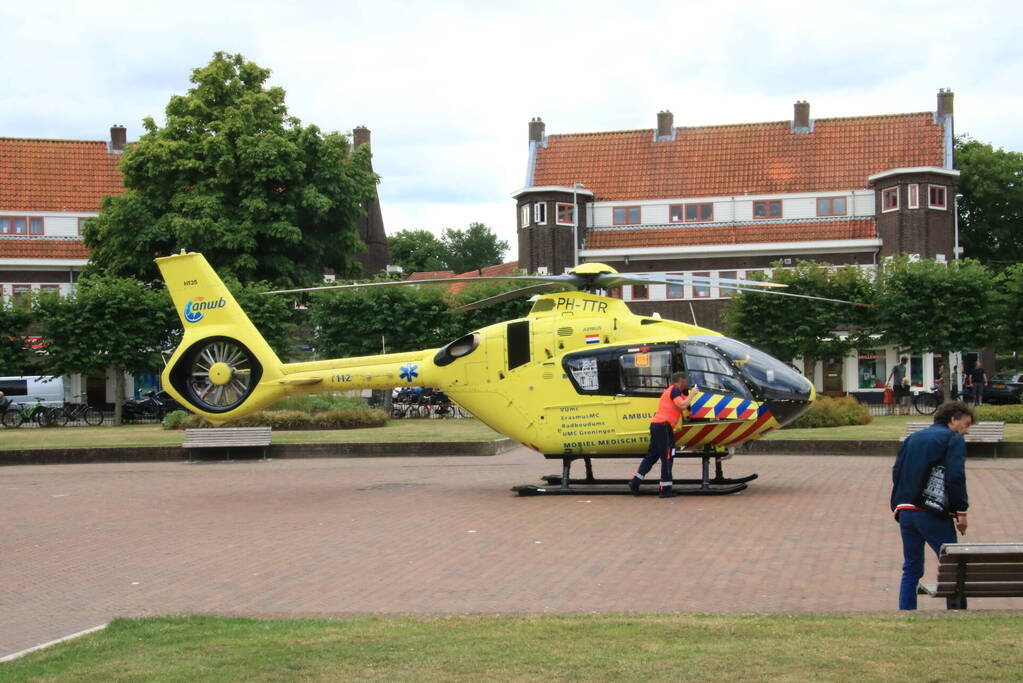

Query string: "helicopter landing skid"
[[512, 452, 756, 496]]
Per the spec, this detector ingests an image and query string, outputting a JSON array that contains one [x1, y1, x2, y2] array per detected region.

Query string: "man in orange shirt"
[[629, 372, 696, 498]]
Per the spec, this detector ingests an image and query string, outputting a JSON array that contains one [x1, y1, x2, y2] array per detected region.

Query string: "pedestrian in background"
[[890, 401, 973, 610]]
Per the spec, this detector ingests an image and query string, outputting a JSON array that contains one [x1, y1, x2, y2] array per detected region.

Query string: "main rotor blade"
[[455, 283, 570, 311], [264, 273, 577, 296], [731, 285, 871, 307]]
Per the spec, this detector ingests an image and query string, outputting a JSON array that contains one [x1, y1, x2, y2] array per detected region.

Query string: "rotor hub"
[[208, 362, 234, 386]]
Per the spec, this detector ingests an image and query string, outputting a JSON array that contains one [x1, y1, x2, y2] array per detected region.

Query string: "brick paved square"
[[2, 449, 1021, 657]]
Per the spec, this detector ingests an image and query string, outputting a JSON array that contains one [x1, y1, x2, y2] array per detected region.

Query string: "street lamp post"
[[953, 193, 963, 261], [572, 182, 584, 267]]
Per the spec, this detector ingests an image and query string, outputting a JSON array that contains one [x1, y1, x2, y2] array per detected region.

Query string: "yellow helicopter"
[[157, 252, 841, 496]]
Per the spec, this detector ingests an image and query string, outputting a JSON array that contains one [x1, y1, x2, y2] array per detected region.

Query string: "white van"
[[0, 376, 66, 407]]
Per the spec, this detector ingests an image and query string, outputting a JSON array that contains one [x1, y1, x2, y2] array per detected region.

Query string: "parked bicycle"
[[2, 396, 59, 428], [54, 394, 105, 426], [912, 386, 942, 415]]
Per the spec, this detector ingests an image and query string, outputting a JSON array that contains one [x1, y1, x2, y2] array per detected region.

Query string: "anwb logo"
[[183, 297, 227, 323]]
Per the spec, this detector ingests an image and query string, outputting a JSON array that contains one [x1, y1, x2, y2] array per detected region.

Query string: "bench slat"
[[938, 564, 1023, 581], [183, 427, 272, 449], [918, 581, 1023, 598]]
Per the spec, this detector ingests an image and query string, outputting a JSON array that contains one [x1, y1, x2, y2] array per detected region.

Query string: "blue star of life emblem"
[[399, 363, 419, 382]]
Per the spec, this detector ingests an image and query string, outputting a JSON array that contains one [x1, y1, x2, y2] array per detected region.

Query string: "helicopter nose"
[[763, 375, 815, 426]]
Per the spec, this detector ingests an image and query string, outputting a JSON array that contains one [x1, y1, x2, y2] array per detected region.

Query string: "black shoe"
[[659, 488, 675, 498], [628, 479, 641, 495]]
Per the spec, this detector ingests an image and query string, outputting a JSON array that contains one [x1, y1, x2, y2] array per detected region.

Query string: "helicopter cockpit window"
[[690, 335, 811, 401], [682, 342, 752, 398], [618, 349, 673, 395]]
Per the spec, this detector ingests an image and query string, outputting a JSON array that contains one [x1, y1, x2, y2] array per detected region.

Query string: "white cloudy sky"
[[3, 0, 1021, 261]]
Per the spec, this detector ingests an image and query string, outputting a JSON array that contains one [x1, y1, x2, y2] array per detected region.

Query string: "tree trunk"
[[802, 353, 817, 394], [113, 369, 125, 425]]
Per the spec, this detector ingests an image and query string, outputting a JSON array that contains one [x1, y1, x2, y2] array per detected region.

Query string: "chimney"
[[528, 117, 546, 144], [792, 101, 810, 132], [937, 88, 954, 117], [656, 110, 674, 141], [109, 125, 127, 152], [353, 125, 371, 150]]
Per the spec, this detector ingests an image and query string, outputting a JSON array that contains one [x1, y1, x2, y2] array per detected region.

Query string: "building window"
[[0, 216, 43, 235], [816, 197, 847, 216], [719, 270, 738, 298], [908, 184, 919, 209], [78, 217, 88, 235], [607, 286, 622, 299], [39, 285, 61, 296], [882, 187, 899, 212], [928, 185, 947, 209], [858, 350, 886, 389], [534, 202, 547, 225], [667, 273, 684, 299], [613, 206, 641, 225], [556, 203, 574, 226], [669, 205, 684, 223], [753, 200, 782, 218], [521, 205, 530, 227], [631, 284, 649, 300], [12, 284, 32, 308], [686, 203, 713, 222], [692, 272, 710, 298]]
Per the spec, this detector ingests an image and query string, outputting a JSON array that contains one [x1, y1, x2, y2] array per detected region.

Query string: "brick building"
[[514, 91, 960, 396]]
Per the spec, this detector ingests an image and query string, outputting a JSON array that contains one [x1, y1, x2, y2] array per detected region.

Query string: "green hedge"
[[162, 408, 388, 430], [785, 396, 873, 429], [974, 404, 1023, 424]]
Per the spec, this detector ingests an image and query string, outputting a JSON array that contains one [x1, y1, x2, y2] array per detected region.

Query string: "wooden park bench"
[[918, 543, 1023, 608], [183, 427, 272, 462], [902, 421, 1006, 458]]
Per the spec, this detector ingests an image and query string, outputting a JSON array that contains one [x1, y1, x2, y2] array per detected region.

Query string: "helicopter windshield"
[[689, 335, 811, 401], [681, 342, 752, 399]]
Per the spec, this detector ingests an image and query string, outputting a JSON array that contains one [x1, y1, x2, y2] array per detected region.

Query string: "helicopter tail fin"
[[157, 252, 288, 423]]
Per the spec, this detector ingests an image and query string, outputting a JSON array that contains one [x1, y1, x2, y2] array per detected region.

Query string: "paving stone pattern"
[[2, 449, 1021, 657]]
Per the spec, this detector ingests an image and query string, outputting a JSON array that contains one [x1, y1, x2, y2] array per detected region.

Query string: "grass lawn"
[[768, 414, 1023, 441], [3, 614, 1022, 681], [0, 419, 504, 451]]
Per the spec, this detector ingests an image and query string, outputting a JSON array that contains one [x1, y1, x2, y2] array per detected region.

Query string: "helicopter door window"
[[618, 349, 673, 396], [507, 321, 530, 370], [683, 342, 752, 398]]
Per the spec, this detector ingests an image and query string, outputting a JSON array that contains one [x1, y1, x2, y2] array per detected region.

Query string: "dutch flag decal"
[[585, 334, 600, 345]]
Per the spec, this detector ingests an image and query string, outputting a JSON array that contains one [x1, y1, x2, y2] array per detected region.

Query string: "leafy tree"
[[956, 136, 1023, 267], [0, 301, 36, 376], [442, 223, 509, 274], [387, 229, 450, 274], [33, 276, 178, 423], [309, 286, 462, 359], [84, 52, 378, 287], [873, 256, 995, 391], [725, 261, 875, 379], [990, 262, 1023, 357]]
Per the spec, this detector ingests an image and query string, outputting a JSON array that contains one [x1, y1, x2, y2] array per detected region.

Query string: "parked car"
[[984, 373, 1023, 405]]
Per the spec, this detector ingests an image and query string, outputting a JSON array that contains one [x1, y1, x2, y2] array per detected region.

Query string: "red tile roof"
[[586, 220, 876, 249], [405, 270, 455, 281], [0, 238, 90, 259], [532, 113, 944, 201], [0, 138, 124, 212]]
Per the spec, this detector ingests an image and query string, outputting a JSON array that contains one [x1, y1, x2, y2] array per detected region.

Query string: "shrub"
[[786, 396, 873, 429], [268, 394, 368, 413], [162, 410, 193, 429], [311, 408, 388, 429], [974, 404, 1023, 424]]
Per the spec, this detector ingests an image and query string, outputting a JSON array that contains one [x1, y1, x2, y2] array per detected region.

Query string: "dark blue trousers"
[[898, 508, 962, 610], [635, 422, 675, 488]]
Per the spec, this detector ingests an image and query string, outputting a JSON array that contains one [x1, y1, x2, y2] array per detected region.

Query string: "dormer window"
[[816, 197, 847, 216], [882, 187, 899, 212], [670, 203, 713, 223], [0, 216, 44, 235], [533, 202, 547, 225], [753, 200, 782, 218], [613, 206, 641, 225], [556, 203, 574, 226], [928, 185, 947, 209]]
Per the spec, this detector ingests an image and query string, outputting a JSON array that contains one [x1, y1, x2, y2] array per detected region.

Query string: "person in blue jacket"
[[890, 401, 973, 610]]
